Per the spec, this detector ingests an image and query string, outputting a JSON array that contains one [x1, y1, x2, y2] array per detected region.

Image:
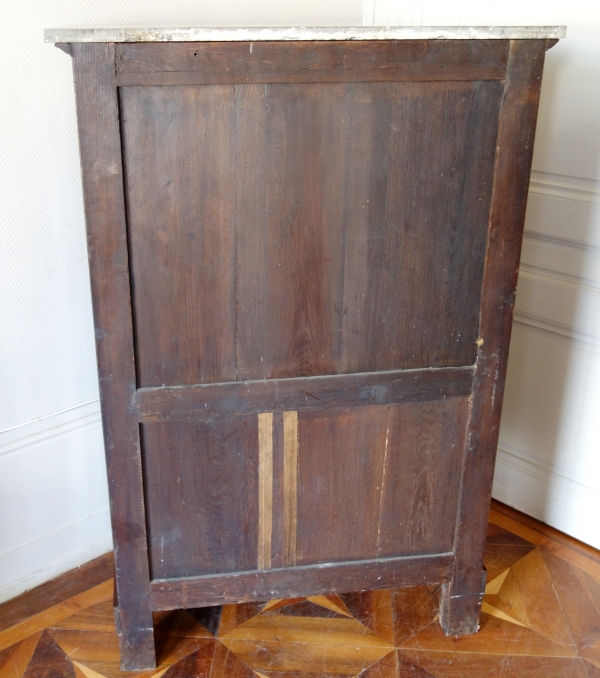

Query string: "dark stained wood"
[[341, 79, 502, 373], [295, 399, 468, 565], [22, 631, 75, 678], [236, 80, 502, 378], [115, 40, 509, 86], [270, 412, 286, 569], [135, 366, 473, 422], [60, 34, 558, 671], [120, 85, 237, 388], [142, 417, 259, 579], [440, 39, 548, 635], [0, 553, 113, 634], [149, 553, 454, 610], [71, 43, 155, 670]]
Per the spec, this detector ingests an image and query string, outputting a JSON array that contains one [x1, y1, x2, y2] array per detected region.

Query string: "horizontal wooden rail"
[[150, 552, 454, 610], [115, 40, 509, 86], [135, 365, 474, 423]]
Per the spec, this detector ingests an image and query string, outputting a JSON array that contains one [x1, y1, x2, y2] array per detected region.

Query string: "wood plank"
[[377, 399, 469, 557], [115, 40, 509, 85], [258, 413, 274, 571], [440, 39, 548, 636], [296, 406, 389, 565], [142, 417, 260, 579], [283, 411, 299, 567], [295, 399, 468, 565], [120, 84, 237, 387], [149, 553, 454, 610], [135, 366, 474, 422], [341, 80, 502, 373], [0, 581, 113, 653], [0, 553, 113, 635], [71, 42, 155, 670], [490, 500, 600, 565], [235, 83, 350, 380], [270, 412, 286, 569]]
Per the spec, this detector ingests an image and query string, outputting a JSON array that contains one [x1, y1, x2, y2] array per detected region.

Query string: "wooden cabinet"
[[48, 26, 563, 670]]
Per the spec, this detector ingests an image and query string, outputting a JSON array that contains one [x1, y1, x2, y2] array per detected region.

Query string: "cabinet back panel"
[[120, 80, 502, 387], [295, 398, 468, 565]]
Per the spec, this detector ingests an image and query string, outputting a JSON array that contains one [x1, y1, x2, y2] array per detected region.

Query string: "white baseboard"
[[0, 511, 112, 605], [492, 446, 600, 550], [0, 400, 112, 604]]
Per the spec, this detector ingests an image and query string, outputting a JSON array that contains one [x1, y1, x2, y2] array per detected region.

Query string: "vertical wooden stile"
[[71, 43, 155, 669], [440, 39, 548, 634]]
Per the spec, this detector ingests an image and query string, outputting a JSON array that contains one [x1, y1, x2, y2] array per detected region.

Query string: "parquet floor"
[[1, 506, 600, 678]]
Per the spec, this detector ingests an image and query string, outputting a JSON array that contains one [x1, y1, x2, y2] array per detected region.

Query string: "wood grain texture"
[[142, 418, 259, 579], [149, 553, 454, 610], [235, 82, 350, 380], [0, 554, 113, 634], [341, 79, 502, 373], [258, 413, 273, 571], [135, 366, 474, 422], [70, 43, 155, 671], [235, 80, 501, 377], [115, 40, 509, 86], [295, 400, 468, 565], [0, 581, 113, 653], [440, 39, 548, 636], [120, 84, 237, 388], [283, 411, 299, 567], [377, 399, 469, 557]]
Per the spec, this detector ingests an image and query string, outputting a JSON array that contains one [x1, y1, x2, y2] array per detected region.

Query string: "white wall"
[[368, 0, 600, 546], [1, 0, 598, 604], [0, 0, 362, 604]]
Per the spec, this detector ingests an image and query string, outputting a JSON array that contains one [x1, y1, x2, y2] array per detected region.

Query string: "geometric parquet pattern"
[[2, 510, 600, 678]]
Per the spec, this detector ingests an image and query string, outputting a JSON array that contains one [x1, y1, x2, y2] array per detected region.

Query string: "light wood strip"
[[284, 411, 299, 567], [258, 413, 274, 570], [0, 579, 113, 652]]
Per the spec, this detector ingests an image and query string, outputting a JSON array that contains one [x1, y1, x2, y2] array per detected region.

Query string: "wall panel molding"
[[0, 400, 111, 603], [529, 170, 600, 205], [493, 445, 600, 549]]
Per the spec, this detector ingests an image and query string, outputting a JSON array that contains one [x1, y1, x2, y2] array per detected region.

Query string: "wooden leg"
[[114, 603, 156, 671], [439, 569, 487, 635]]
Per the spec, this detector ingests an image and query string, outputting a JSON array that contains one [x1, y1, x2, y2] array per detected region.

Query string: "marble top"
[[44, 25, 566, 44]]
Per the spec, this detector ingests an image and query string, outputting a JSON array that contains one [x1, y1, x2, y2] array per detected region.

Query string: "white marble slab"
[[44, 25, 566, 44]]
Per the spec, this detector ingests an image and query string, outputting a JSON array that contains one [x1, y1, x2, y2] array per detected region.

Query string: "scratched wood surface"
[[63, 37, 557, 670], [121, 79, 501, 386], [296, 400, 468, 565], [1, 510, 598, 678]]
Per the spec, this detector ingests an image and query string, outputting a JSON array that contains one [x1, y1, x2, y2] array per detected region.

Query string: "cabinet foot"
[[114, 605, 157, 671], [439, 570, 487, 636]]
